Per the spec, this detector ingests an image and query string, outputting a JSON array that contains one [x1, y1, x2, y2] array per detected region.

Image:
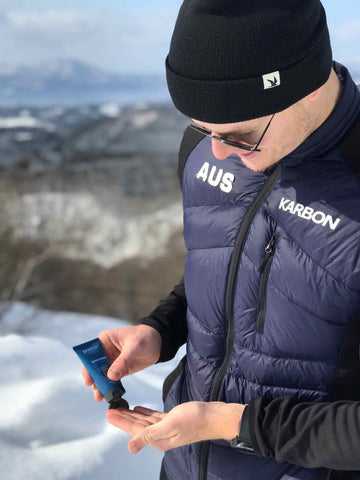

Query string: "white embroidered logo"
[[278, 197, 341, 230], [262, 71, 281, 90], [195, 161, 235, 193]]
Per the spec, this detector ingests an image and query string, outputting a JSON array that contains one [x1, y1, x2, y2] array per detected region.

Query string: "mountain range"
[[0, 59, 169, 105]]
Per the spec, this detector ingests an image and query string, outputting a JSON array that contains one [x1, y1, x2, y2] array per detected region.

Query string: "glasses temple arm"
[[253, 113, 276, 150]]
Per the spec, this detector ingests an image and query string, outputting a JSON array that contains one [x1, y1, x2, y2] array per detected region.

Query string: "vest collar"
[[281, 62, 360, 168]]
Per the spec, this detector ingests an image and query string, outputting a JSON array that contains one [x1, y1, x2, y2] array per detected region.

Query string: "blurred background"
[[0, 1, 358, 479], [0, 0, 188, 322]]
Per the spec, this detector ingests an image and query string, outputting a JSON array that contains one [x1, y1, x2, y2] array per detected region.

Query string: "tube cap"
[[104, 383, 128, 409]]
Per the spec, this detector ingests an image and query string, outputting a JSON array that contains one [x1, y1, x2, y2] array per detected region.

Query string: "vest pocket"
[[256, 234, 276, 334], [162, 355, 187, 402]]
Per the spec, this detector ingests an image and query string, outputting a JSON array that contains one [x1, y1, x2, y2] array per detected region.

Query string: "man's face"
[[192, 101, 314, 172]]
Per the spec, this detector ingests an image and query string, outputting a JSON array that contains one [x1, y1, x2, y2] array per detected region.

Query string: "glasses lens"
[[189, 113, 274, 152]]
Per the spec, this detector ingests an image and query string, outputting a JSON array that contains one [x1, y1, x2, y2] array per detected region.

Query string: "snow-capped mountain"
[[0, 59, 168, 104]]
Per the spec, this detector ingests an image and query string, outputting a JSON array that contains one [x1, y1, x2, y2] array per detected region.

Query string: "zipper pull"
[[265, 235, 276, 254], [258, 235, 276, 272]]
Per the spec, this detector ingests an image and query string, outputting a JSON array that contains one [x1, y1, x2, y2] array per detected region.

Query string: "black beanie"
[[166, 0, 333, 123]]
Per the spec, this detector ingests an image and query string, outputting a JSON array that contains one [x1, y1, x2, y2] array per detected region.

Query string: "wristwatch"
[[229, 405, 255, 454]]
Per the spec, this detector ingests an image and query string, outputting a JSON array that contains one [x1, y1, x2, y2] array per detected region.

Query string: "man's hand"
[[82, 325, 162, 402], [106, 402, 245, 453]]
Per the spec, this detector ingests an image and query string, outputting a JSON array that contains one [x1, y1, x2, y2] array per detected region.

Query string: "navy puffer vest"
[[163, 64, 360, 480]]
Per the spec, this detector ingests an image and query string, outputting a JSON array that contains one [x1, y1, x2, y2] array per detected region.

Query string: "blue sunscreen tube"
[[73, 338, 129, 409]]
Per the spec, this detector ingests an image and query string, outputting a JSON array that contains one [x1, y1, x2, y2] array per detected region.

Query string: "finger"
[[82, 366, 93, 386], [107, 410, 151, 436], [110, 408, 162, 425], [98, 330, 123, 363], [128, 413, 179, 454], [110, 409, 148, 421], [133, 406, 166, 420], [129, 430, 180, 454], [128, 423, 171, 453], [93, 384, 103, 402], [107, 352, 131, 381]]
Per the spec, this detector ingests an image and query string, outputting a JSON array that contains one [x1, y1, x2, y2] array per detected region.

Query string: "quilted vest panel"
[[163, 64, 360, 480]]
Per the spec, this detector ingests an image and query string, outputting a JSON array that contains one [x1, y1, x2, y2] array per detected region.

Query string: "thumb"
[[107, 353, 130, 381], [129, 424, 160, 453]]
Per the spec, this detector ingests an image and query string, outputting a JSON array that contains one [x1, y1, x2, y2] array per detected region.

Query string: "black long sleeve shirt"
[[248, 396, 360, 471], [140, 281, 360, 472], [141, 280, 188, 362]]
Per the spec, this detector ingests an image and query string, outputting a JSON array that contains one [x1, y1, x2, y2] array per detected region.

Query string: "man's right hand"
[[81, 324, 162, 402]]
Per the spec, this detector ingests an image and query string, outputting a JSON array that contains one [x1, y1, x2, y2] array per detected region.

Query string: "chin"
[[239, 152, 278, 172]]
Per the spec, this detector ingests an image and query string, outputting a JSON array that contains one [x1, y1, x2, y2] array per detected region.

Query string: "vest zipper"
[[198, 163, 281, 480], [256, 234, 276, 334]]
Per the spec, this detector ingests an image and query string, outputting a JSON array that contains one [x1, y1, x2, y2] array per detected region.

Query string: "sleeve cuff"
[[239, 404, 252, 444], [139, 316, 178, 363], [229, 405, 255, 454], [246, 398, 272, 458]]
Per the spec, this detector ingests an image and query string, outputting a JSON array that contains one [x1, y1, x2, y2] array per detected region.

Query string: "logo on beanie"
[[262, 71, 281, 90]]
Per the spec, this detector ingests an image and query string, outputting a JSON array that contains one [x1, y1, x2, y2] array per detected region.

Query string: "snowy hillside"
[[6, 191, 183, 267], [0, 102, 187, 320], [0, 302, 185, 480]]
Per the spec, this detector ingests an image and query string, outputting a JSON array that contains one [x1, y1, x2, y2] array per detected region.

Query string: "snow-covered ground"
[[0, 302, 185, 480]]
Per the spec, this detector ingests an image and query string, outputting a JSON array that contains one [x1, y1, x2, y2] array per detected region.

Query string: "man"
[[82, 1, 360, 479]]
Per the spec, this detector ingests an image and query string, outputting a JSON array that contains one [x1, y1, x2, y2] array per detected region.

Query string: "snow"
[[0, 302, 185, 480], [6, 192, 183, 268], [99, 103, 121, 118], [131, 110, 158, 129], [13, 131, 33, 142], [0, 114, 55, 131]]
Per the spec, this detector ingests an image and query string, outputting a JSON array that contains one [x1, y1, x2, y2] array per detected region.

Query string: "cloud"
[[0, 6, 179, 73], [6, 10, 91, 31]]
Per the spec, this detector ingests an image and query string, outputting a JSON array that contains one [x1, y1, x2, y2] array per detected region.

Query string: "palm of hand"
[[107, 402, 212, 453]]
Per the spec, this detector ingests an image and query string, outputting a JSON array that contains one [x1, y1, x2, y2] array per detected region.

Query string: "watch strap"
[[230, 404, 255, 453]]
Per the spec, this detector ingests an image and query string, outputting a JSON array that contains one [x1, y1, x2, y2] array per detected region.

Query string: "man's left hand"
[[106, 401, 245, 453]]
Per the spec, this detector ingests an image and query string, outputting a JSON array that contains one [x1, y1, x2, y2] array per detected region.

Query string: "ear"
[[305, 68, 335, 104], [306, 86, 322, 103]]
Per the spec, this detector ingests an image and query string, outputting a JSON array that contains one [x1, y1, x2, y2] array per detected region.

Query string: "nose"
[[211, 138, 238, 160]]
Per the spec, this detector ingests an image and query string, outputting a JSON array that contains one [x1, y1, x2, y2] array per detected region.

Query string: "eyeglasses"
[[189, 113, 275, 152]]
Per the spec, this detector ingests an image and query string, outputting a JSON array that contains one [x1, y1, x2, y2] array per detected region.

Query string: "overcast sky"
[[0, 0, 359, 75]]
